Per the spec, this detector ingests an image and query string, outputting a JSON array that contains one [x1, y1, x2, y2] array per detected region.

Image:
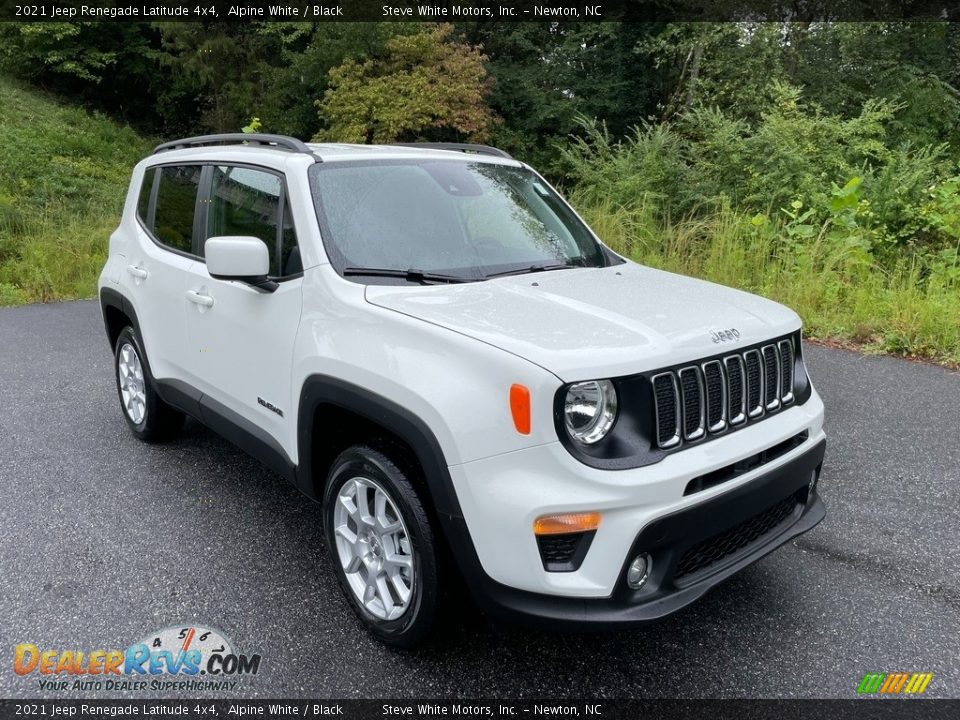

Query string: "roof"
[[149, 134, 519, 166], [306, 143, 520, 165]]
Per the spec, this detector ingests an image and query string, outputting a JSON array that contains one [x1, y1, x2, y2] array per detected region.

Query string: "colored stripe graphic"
[[905, 673, 933, 694], [857, 672, 933, 695], [857, 673, 886, 694]]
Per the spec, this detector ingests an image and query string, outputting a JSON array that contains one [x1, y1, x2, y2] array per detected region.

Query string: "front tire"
[[114, 326, 184, 441], [323, 444, 441, 648]]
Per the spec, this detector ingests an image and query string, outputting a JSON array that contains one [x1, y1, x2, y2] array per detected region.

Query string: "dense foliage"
[[0, 21, 957, 362], [562, 87, 958, 257], [314, 25, 496, 143]]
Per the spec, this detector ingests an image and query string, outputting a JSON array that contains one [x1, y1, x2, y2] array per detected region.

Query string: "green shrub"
[[0, 282, 27, 307], [562, 85, 955, 254]]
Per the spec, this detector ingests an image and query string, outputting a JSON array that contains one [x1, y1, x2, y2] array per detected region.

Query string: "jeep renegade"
[[98, 134, 826, 646]]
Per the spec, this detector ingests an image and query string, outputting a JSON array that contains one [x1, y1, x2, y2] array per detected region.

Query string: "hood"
[[364, 262, 801, 381]]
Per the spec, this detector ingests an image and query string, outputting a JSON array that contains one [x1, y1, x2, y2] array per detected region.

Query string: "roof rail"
[[390, 142, 513, 159], [153, 133, 319, 159]]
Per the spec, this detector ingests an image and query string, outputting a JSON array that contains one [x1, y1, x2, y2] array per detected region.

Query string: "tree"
[[0, 22, 159, 125], [458, 23, 662, 172], [314, 24, 496, 144], [638, 23, 960, 148], [253, 22, 421, 138], [154, 22, 283, 134]]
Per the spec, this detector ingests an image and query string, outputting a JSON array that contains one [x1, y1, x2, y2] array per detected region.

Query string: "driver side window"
[[206, 165, 302, 278]]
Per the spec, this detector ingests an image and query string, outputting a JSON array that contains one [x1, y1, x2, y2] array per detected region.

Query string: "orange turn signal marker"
[[510, 384, 531, 435], [533, 512, 601, 536]]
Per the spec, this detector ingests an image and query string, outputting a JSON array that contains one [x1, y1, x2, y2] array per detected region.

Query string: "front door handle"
[[185, 290, 215, 308], [126, 265, 148, 280]]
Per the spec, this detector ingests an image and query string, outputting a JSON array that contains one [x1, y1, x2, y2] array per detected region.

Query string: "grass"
[[577, 196, 960, 367], [0, 76, 152, 304]]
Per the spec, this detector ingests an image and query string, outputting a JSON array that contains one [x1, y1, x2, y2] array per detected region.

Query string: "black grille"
[[537, 531, 595, 572], [683, 431, 809, 496], [778, 340, 794, 402], [725, 356, 745, 423], [679, 368, 703, 438], [673, 491, 802, 581], [653, 374, 679, 446], [745, 350, 763, 414], [703, 362, 724, 429], [539, 534, 580, 564], [763, 346, 779, 407], [649, 335, 800, 450]]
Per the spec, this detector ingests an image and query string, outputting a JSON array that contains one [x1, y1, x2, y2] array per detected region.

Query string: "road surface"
[[1, 300, 957, 699]]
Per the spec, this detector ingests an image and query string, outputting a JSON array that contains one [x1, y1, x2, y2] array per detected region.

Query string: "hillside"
[[0, 77, 152, 305]]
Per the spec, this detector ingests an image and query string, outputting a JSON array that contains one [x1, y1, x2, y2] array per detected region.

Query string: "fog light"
[[626, 553, 651, 590]]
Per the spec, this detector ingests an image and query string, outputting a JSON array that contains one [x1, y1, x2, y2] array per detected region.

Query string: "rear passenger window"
[[207, 165, 300, 277], [136, 169, 155, 225], [153, 165, 202, 254]]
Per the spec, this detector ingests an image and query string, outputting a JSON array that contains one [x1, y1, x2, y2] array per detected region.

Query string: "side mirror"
[[205, 236, 277, 293]]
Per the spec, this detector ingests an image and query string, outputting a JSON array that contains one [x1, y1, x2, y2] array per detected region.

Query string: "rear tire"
[[113, 326, 184, 441], [323, 444, 441, 648]]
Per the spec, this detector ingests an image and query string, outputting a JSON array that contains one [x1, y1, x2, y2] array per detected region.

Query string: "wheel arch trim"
[[296, 375, 498, 600], [99, 287, 140, 349], [295, 375, 463, 518]]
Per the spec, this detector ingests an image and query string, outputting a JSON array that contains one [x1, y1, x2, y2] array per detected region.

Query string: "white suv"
[[99, 134, 826, 646]]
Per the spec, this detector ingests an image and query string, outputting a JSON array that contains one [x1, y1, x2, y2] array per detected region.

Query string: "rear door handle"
[[126, 265, 148, 279], [185, 290, 215, 308]]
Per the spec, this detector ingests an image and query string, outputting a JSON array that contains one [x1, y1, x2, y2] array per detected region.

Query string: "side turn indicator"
[[510, 384, 531, 435]]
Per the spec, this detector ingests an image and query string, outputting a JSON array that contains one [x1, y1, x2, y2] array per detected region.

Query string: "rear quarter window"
[[153, 165, 202, 255], [136, 168, 155, 225]]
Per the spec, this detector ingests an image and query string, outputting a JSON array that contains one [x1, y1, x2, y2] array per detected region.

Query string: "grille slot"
[[652, 373, 680, 448], [673, 490, 803, 582], [744, 349, 764, 417], [762, 345, 780, 410], [678, 367, 705, 440], [778, 339, 794, 404], [724, 355, 746, 425], [702, 360, 726, 432], [648, 335, 800, 452]]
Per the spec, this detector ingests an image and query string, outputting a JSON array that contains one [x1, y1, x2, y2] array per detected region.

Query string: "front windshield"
[[308, 160, 611, 282]]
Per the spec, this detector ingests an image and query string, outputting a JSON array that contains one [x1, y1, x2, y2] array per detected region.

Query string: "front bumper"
[[448, 437, 825, 627], [449, 391, 824, 595]]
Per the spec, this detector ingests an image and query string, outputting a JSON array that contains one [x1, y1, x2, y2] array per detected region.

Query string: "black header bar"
[[0, 700, 957, 719], [1, 0, 959, 22]]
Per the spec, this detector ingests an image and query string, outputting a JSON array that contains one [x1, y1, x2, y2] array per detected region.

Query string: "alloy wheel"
[[332, 476, 415, 621], [118, 342, 147, 425]]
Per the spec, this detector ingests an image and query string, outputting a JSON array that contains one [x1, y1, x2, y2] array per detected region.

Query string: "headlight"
[[564, 380, 618, 444]]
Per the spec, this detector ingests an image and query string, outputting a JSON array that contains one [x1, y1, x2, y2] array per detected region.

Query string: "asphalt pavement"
[[1, 300, 958, 699]]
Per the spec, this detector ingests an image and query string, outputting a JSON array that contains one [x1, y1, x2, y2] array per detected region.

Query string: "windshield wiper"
[[483, 262, 578, 279], [342, 267, 474, 284]]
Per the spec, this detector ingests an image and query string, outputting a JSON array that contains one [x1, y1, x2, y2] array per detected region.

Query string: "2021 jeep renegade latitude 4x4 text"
[[99, 134, 826, 646]]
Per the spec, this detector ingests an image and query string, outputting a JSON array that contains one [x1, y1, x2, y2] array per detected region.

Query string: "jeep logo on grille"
[[710, 328, 741, 344]]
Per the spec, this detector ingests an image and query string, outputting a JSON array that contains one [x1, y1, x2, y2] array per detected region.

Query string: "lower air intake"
[[673, 490, 803, 582]]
